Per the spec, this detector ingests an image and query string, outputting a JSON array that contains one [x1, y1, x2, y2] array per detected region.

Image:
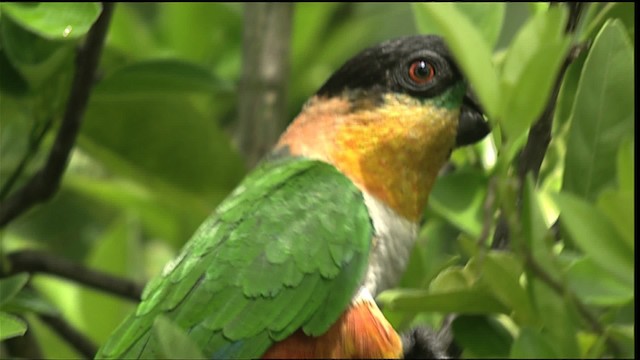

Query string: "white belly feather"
[[360, 192, 419, 297]]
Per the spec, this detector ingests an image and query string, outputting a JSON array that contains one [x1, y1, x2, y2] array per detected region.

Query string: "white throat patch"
[[361, 192, 419, 297]]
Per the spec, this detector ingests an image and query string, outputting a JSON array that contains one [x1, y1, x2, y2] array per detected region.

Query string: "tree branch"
[[38, 313, 97, 359], [2, 319, 43, 359], [477, 177, 497, 248], [6, 250, 143, 301], [0, 117, 53, 201], [234, 3, 293, 169], [491, 3, 586, 249], [523, 251, 622, 357], [515, 42, 586, 182], [0, 3, 115, 228], [2, 285, 99, 359]]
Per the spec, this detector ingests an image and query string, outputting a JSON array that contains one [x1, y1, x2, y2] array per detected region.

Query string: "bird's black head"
[[316, 35, 490, 147]]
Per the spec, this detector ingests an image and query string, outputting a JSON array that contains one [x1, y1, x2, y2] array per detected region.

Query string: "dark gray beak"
[[455, 89, 490, 147]]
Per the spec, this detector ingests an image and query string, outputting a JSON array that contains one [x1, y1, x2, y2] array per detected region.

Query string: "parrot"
[[96, 34, 489, 359]]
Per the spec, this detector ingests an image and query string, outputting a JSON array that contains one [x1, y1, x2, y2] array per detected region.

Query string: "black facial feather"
[[316, 35, 463, 99], [315, 34, 491, 147]]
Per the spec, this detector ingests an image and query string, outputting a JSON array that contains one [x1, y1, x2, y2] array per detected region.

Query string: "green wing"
[[96, 156, 374, 359]]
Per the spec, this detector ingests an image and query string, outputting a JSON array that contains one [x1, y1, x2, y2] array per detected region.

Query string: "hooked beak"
[[455, 89, 490, 147]]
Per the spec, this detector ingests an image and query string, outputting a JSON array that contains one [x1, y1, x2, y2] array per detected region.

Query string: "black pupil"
[[414, 61, 431, 78]]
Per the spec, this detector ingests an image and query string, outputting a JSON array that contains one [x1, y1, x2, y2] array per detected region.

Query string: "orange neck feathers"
[[276, 94, 458, 222]]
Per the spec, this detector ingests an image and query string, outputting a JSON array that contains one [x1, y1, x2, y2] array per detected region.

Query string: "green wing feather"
[[96, 156, 374, 359]]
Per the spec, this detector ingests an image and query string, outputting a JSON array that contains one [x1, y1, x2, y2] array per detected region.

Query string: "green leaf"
[[421, 223, 461, 283], [527, 3, 550, 16], [563, 20, 634, 201], [428, 266, 474, 293], [77, 97, 243, 246], [602, 3, 635, 41], [566, 257, 633, 306], [104, 3, 160, 61], [65, 174, 189, 243], [84, 66, 244, 195], [27, 314, 81, 358], [412, 3, 501, 119], [290, 3, 342, 69], [0, 2, 101, 40], [0, 14, 75, 88], [521, 176, 561, 278], [77, 217, 138, 344], [0, 48, 30, 95], [79, 62, 246, 236], [1, 287, 59, 316], [554, 48, 586, 129], [528, 279, 580, 358], [496, 128, 529, 171], [0, 311, 27, 341], [577, 331, 606, 359], [428, 170, 487, 238], [499, 6, 570, 140], [385, 223, 461, 328], [397, 220, 460, 289], [521, 175, 548, 250], [94, 60, 233, 96], [351, 4, 419, 41], [156, 3, 242, 68], [481, 252, 536, 325], [554, 191, 634, 287], [453, 315, 513, 358], [608, 324, 635, 358], [596, 138, 635, 250], [413, 3, 505, 50], [378, 287, 508, 314], [0, 273, 30, 307], [616, 138, 634, 194], [582, 3, 635, 42], [510, 326, 558, 358], [597, 188, 634, 250], [8, 187, 115, 260], [31, 275, 83, 328], [152, 315, 206, 359]]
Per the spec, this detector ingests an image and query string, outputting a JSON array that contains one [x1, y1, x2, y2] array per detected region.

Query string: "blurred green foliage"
[[0, 2, 634, 359]]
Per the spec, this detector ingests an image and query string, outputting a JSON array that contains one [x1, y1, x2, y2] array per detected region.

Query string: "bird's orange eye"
[[408, 60, 435, 85]]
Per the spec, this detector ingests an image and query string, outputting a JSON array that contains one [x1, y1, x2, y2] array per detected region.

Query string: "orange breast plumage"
[[262, 298, 402, 359]]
